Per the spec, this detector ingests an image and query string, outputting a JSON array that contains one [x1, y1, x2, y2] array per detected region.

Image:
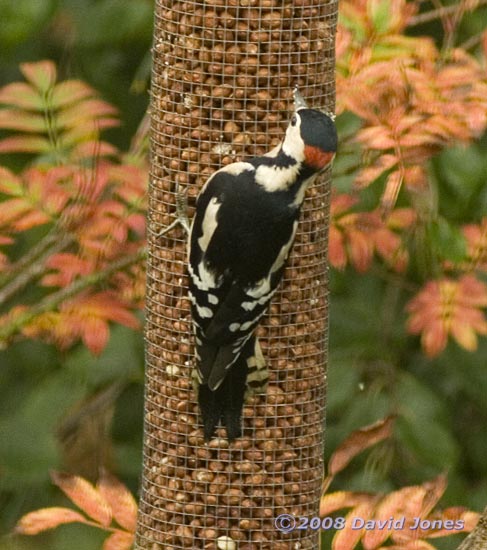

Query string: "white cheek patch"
[[282, 117, 305, 162]]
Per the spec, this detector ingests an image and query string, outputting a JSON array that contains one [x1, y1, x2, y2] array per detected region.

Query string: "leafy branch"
[[0, 246, 146, 347]]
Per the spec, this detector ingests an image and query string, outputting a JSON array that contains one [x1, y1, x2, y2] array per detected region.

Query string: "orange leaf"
[[50, 471, 112, 527], [423, 507, 480, 539], [320, 491, 375, 516], [379, 542, 436, 550], [103, 531, 135, 550], [0, 109, 45, 132], [97, 470, 138, 533], [15, 507, 88, 535], [0, 136, 51, 154], [81, 317, 110, 355], [382, 170, 403, 212], [329, 226, 347, 270], [0, 198, 32, 226], [332, 501, 376, 550], [419, 474, 448, 517], [356, 126, 396, 149], [13, 209, 50, 231], [347, 228, 373, 273], [421, 320, 449, 357], [20, 60, 57, 93], [328, 417, 395, 476]]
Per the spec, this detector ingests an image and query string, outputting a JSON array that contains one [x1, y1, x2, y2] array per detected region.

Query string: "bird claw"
[[157, 182, 190, 237]]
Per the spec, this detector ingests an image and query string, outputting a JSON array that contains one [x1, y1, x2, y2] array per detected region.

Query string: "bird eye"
[[291, 115, 297, 127]]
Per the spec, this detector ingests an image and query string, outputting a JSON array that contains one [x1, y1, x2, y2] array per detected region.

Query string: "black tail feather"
[[198, 358, 249, 441]]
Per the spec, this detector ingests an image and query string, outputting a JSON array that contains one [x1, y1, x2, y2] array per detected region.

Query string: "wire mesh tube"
[[137, 1, 338, 548]]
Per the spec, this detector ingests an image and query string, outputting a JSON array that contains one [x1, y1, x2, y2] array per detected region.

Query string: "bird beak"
[[293, 87, 309, 111]]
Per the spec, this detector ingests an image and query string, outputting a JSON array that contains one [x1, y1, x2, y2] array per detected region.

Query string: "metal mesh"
[[137, 1, 337, 548]]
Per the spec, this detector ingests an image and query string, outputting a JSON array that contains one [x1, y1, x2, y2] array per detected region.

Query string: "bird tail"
[[198, 355, 248, 441], [197, 335, 270, 441]]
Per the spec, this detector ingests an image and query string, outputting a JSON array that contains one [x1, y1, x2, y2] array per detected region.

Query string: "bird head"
[[281, 88, 338, 172]]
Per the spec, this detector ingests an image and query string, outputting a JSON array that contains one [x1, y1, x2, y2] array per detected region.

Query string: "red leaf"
[[51, 80, 96, 108], [50, 471, 112, 527], [97, 470, 137, 533], [72, 141, 119, 159], [328, 417, 395, 476], [15, 507, 88, 535], [57, 100, 118, 128]]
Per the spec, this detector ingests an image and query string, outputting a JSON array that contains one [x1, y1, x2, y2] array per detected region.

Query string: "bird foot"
[[157, 183, 190, 237]]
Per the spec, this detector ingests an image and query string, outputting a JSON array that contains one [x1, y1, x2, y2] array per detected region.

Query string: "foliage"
[[0, 60, 147, 355], [321, 418, 479, 550], [1, 1, 487, 550], [333, 0, 487, 358], [15, 470, 136, 550]]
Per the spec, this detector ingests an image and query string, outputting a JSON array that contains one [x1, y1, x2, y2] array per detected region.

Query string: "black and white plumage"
[[188, 91, 337, 441]]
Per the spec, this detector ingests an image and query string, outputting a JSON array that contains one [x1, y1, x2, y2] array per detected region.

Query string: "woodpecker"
[[187, 89, 337, 441]]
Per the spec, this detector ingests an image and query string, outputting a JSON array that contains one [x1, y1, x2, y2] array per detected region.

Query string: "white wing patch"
[[188, 291, 214, 318], [241, 290, 275, 311], [220, 161, 255, 177], [188, 262, 215, 291], [198, 197, 221, 253]]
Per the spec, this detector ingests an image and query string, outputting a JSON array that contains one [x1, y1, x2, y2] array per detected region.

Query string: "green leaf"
[[0, 109, 46, 132], [395, 372, 459, 471], [65, 324, 143, 387], [0, 82, 43, 110], [0, 370, 85, 489], [396, 416, 459, 472], [50, 80, 96, 109], [20, 60, 57, 94], [0, 167, 23, 195], [369, 0, 391, 34], [428, 217, 467, 263]]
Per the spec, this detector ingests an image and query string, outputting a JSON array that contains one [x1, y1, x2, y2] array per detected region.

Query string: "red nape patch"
[[304, 145, 335, 170]]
